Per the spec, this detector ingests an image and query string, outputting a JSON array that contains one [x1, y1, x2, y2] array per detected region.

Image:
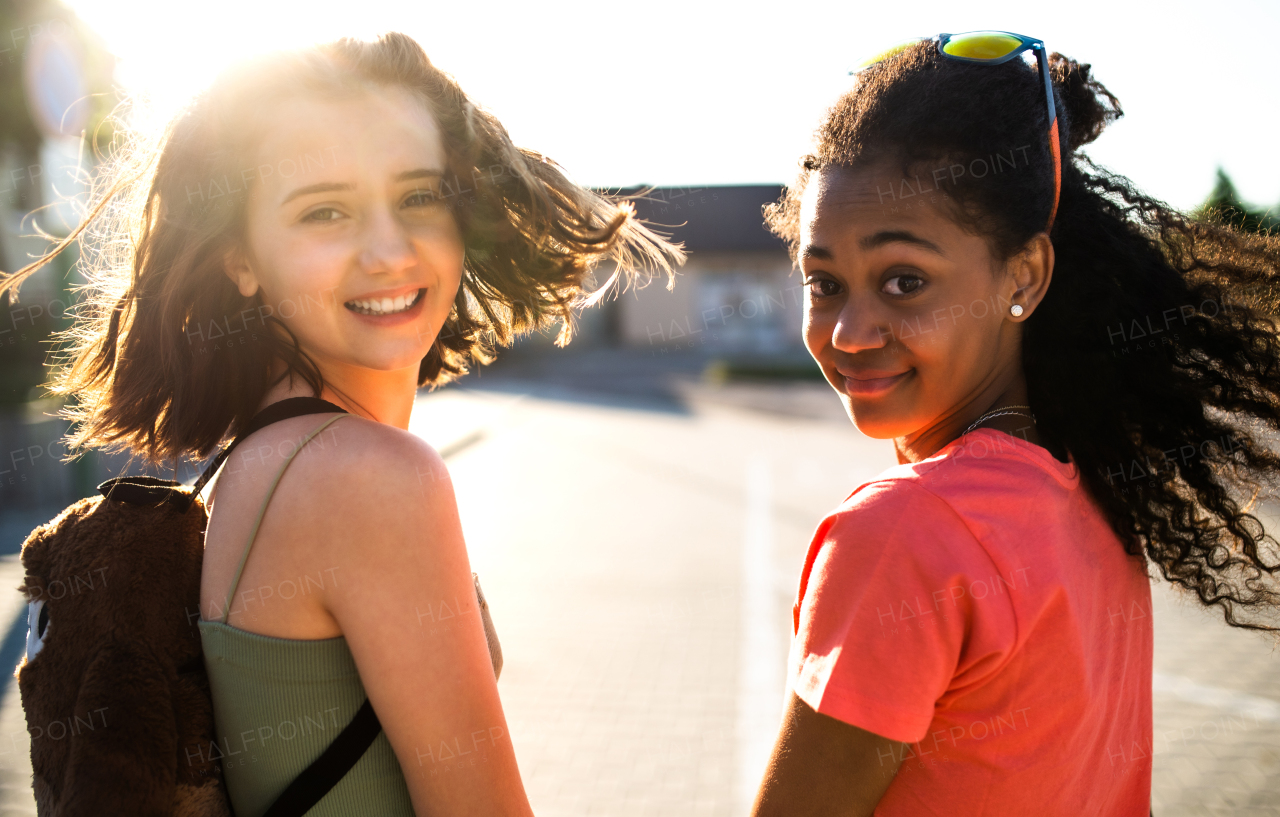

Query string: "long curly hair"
[[0, 32, 683, 468], [765, 40, 1280, 634]]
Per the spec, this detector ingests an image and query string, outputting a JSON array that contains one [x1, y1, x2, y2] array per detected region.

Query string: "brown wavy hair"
[[766, 41, 1280, 634], [0, 32, 683, 469]]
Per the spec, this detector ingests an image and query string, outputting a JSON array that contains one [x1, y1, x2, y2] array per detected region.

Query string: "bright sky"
[[63, 0, 1280, 214]]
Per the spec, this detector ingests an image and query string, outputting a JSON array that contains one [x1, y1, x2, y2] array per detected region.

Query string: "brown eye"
[[806, 278, 841, 298], [303, 207, 342, 222], [404, 188, 445, 208], [884, 273, 924, 297]]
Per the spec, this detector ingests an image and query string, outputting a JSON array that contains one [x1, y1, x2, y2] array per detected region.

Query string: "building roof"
[[604, 185, 787, 253]]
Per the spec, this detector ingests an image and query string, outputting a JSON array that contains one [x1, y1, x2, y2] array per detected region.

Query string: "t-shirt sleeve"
[[788, 478, 1017, 743]]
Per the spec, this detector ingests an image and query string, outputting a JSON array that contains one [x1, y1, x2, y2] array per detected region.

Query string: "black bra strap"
[[260, 698, 383, 817], [183, 397, 350, 512]]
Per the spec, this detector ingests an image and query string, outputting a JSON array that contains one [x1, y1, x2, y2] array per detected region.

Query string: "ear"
[[222, 245, 260, 299], [1006, 233, 1054, 321]]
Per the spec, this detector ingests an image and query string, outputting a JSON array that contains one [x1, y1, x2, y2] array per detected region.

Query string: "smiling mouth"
[[841, 369, 913, 397], [344, 288, 424, 316]]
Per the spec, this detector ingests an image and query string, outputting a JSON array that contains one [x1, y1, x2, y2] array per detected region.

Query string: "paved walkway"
[[441, 387, 889, 817], [1149, 580, 1280, 816], [0, 381, 1276, 814]]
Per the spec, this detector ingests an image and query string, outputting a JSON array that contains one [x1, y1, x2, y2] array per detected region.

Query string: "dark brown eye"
[[884, 273, 924, 297], [806, 278, 841, 298]]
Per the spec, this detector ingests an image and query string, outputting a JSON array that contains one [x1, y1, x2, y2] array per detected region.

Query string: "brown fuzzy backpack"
[[17, 470, 231, 817], [14, 397, 502, 816]]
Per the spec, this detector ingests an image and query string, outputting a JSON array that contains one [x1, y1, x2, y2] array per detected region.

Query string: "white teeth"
[[346, 289, 421, 316]]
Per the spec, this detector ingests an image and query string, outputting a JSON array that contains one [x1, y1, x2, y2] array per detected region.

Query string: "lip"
[[837, 367, 913, 398], [344, 286, 426, 326]]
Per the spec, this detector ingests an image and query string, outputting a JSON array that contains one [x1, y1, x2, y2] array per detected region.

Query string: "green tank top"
[[198, 414, 415, 817]]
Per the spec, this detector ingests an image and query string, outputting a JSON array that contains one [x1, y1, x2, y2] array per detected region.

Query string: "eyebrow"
[[799, 245, 834, 262], [279, 168, 445, 207], [859, 230, 946, 256], [395, 168, 444, 183], [280, 182, 351, 207]]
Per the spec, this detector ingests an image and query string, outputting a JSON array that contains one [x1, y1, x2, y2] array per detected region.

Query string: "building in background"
[[594, 185, 809, 366]]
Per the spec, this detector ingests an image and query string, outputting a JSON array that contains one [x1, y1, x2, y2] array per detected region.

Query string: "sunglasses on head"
[[851, 30, 1061, 233]]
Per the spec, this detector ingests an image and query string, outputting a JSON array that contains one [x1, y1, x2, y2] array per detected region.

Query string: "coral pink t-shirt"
[[789, 428, 1153, 815]]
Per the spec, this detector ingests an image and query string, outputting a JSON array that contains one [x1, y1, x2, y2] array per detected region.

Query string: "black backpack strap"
[[182, 396, 350, 513], [260, 697, 383, 817]]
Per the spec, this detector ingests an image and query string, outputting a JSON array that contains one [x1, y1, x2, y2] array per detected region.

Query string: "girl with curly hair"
[[1, 32, 680, 815], [750, 31, 1280, 817]]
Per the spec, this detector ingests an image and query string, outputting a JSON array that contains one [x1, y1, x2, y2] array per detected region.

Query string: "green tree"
[[1186, 169, 1280, 318], [1193, 167, 1279, 235]]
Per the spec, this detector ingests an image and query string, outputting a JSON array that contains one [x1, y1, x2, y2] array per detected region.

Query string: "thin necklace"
[[963, 405, 1036, 436]]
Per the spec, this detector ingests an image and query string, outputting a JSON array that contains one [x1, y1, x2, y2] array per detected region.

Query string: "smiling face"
[[224, 85, 465, 387], [799, 162, 1050, 453]]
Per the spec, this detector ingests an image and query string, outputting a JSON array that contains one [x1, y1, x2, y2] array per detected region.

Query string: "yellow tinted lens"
[[941, 32, 1023, 60], [854, 40, 915, 71]]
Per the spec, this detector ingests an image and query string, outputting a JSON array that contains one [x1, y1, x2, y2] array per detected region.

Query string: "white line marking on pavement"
[[1153, 671, 1280, 723], [735, 458, 787, 816]]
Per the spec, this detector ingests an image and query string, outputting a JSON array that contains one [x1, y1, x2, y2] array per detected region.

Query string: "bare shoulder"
[[312, 415, 454, 504], [220, 412, 443, 485], [282, 416, 460, 560], [200, 412, 453, 636], [206, 413, 453, 553]]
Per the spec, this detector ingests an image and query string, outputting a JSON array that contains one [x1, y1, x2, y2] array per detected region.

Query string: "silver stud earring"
[[1010, 304, 1024, 317]]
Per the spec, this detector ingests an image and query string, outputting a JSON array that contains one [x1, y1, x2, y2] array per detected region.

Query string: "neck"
[[258, 356, 419, 430], [893, 373, 1037, 465]]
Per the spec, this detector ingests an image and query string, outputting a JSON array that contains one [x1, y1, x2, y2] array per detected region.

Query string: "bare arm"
[[315, 427, 532, 816], [751, 692, 906, 817]]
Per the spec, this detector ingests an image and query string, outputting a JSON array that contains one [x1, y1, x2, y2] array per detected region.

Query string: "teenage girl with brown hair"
[[1, 32, 680, 815]]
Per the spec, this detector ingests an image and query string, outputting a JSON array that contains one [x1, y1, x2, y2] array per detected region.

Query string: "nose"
[[831, 294, 893, 355], [359, 205, 416, 275]]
